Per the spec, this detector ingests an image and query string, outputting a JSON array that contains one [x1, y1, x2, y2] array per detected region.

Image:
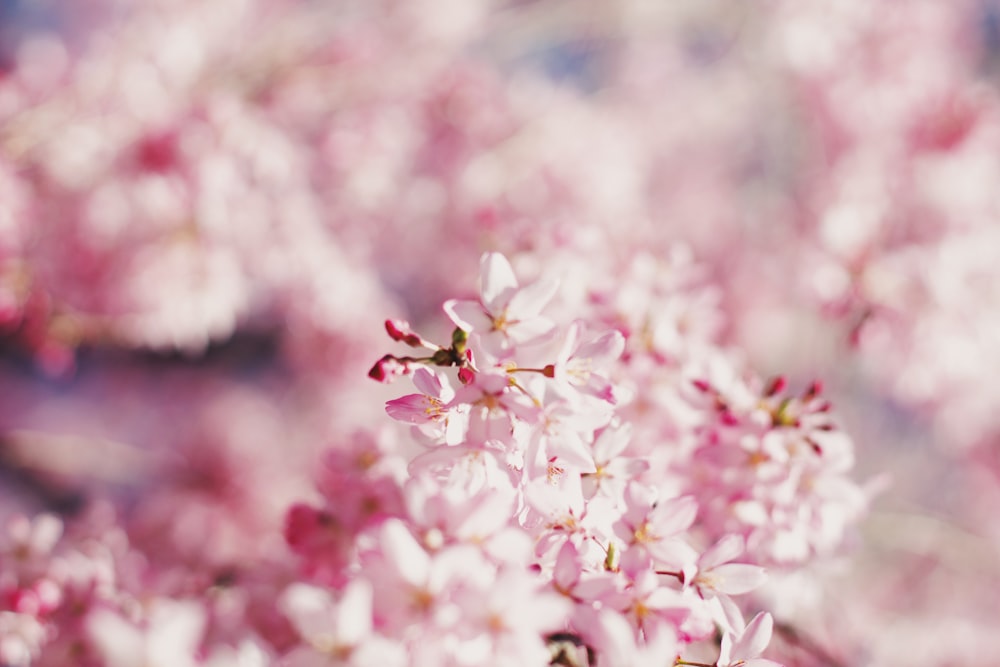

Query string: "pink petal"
[[553, 540, 580, 591], [556, 321, 582, 365], [507, 275, 559, 318], [335, 580, 374, 645], [456, 489, 514, 540], [479, 252, 519, 311], [507, 316, 556, 345], [379, 520, 430, 587], [648, 538, 699, 572], [644, 585, 687, 611], [385, 394, 441, 424], [732, 612, 773, 661], [717, 632, 735, 667], [88, 610, 148, 667], [279, 584, 336, 642], [593, 424, 632, 461], [712, 594, 746, 636], [412, 367, 443, 398], [499, 391, 543, 423], [443, 298, 491, 332], [574, 330, 625, 364], [476, 328, 514, 359], [699, 535, 745, 571], [276, 646, 328, 667], [649, 495, 698, 537], [710, 563, 767, 596], [548, 432, 597, 471], [592, 609, 640, 667]]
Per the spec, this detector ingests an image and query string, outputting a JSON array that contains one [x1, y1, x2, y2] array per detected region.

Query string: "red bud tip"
[[720, 410, 740, 426], [804, 380, 823, 401], [385, 319, 407, 341], [386, 319, 424, 347], [368, 354, 407, 383], [764, 375, 787, 397], [368, 361, 387, 382]]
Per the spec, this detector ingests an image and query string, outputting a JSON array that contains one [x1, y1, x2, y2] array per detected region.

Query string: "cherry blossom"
[[6, 1, 992, 665], [715, 612, 782, 667], [443, 252, 559, 359]]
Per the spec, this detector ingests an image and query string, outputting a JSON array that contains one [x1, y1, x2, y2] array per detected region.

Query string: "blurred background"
[[2, 1, 1000, 665]]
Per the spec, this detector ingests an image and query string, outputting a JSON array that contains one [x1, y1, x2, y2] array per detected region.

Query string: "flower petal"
[[699, 534, 745, 571], [710, 563, 767, 596], [479, 252, 519, 311], [336, 579, 374, 645], [443, 298, 491, 331], [732, 612, 773, 662], [507, 275, 559, 318]]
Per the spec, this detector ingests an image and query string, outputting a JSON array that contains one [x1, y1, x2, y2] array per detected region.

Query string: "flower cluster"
[[2, 0, 998, 664], [280, 252, 864, 666]]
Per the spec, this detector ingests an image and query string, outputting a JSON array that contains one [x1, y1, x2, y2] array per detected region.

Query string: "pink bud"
[[804, 380, 823, 401], [368, 355, 409, 383], [385, 319, 425, 347], [763, 375, 786, 397]]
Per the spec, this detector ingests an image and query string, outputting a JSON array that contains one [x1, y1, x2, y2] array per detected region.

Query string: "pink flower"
[[717, 612, 782, 667], [280, 580, 405, 667], [692, 536, 767, 598], [581, 424, 648, 501], [443, 252, 558, 358], [614, 483, 698, 573], [553, 321, 625, 403], [580, 607, 679, 667], [453, 568, 571, 667], [87, 599, 206, 667], [689, 535, 767, 633], [0, 612, 46, 667], [385, 368, 466, 444]]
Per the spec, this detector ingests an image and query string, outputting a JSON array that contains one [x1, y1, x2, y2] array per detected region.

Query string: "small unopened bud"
[[368, 354, 408, 383], [804, 380, 823, 401], [692, 379, 712, 393], [458, 367, 475, 384], [763, 375, 787, 398], [604, 542, 617, 571], [385, 319, 425, 347], [451, 327, 468, 355]]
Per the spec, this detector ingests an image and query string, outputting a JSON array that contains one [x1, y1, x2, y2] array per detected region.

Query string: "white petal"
[[507, 316, 556, 345], [380, 520, 430, 587], [280, 584, 337, 641], [699, 535, 745, 571], [711, 563, 767, 596], [733, 612, 773, 661], [507, 276, 559, 318], [336, 579, 374, 645], [443, 298, 491, 331], [479, 252, 519, 310]]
